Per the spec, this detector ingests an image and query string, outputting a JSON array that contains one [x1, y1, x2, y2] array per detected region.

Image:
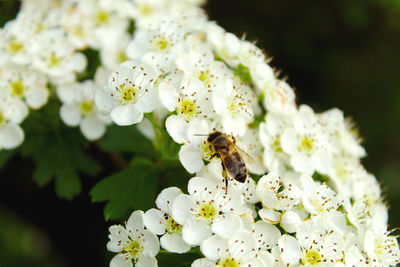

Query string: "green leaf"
[[90, 157, 158, 220], [98, 124, 155, 156], [76, 48, 101, 82], [158, 248, 202, 267], [0, 149, 16, 170], [312, 171, 330, 183], [20, 101, 101, 200], [234, 63, 252, 84]]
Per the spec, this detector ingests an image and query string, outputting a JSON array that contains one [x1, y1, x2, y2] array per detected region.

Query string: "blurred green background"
[[0, 0, 399, 266]]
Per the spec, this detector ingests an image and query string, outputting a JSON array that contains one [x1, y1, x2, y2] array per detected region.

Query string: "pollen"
[[10, 80, 25, 97], [198, 69, 211, 86], [118, 84, 138, 104], [177, 98, 197, 121], [217, 257, 239, 267], [298, 135, 315, 154], [165, 216, 182, 234], [122, 239, 143, 262], [302, 248, 323, 265], [152, 36, 170, 52], [197, 202, 217, 222]]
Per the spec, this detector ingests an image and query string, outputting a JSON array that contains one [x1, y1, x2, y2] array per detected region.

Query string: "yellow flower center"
[[47, 52, 62, 68], [95, 11, 109, 25], [198, 70, 211, 86], [311, 199, 327, 214], [177, 98, 197, 121], [122, 239, 143, 261], [272, 138, 283, 153], [72, 26, 85, 37], [10, 80, 25, 97], [201, 142, 213, 160], [35, 23, 45, 34], [218, 258, 239, 267], [166, 216, 182, 234], [139, 4, 153, 16], [80, 101, 94, 116], [152, 37, 170, 52], [335, 163, 349, 181], [118, 84, 138, 104], [197, 202, 217, 222], [298, 135, 315, 154], [116, 51, 128, 64], [7, 39, 24, 55], [303, 249, 323, 265], [0, 112, 4, 126]]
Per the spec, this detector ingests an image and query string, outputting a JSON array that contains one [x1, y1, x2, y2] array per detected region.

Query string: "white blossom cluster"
[[100, 2, 400, 267], [0, 0, 205, 147], [1, 0, 399, 266]]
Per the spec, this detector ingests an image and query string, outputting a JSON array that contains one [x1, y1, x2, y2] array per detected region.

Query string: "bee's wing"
[[233, 143, 256, 167]]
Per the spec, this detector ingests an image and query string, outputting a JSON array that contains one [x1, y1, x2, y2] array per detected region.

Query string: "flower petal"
[[211, 212, 242, 239], [110, 254, 133, 267], [0, 123, 24, 149], [80, 116, 106, 140], [200, 234, 227, 261], [179, 143, 204, 173], [182, 219, 212, 246], [111, 104, 143, 126], [160, 233, 191, 254], [156, 187, 182, 214], [144, 208, 166, 235], [172, 194, 196, 225], [165, 115, 188, 144], [60, 104, 81, 126]]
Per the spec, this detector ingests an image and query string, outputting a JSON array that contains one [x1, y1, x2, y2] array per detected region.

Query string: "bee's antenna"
[[193, 134, 208, 136]]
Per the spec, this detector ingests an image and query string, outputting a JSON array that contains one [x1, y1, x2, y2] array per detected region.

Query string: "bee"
[[207, 131, 253, 193]]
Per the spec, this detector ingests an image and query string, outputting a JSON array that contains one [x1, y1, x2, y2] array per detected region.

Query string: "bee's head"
[[207, 131, 222, 143]]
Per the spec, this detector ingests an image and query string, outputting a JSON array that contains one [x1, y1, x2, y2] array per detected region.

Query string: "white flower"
[[200, 232, 263, 267], [206, 23, 241, 67], [0, 18, 34, 65], [260, 79, 296, 115], [300, 175, 347, 234], [95, 60, 158, 126], [100, 32, 131, 69], [250, 220, 281, 251], [0, 65, 49, 109], [259, 113, 292, 173], [256, 172, 300, 211], [57, 80, 111, 140], [278, 228, 344, 266], [107, 210, 159, 267], [143, 187, 191, 253], [212, 78, 257, 137], [363, 226, 400, 267], [281, 105, 332, 175], [79, 0, 130, 49], [0, 95, 25, 150], [171, 177, 248, 245], [319, 108, 366, 158], [127, 19, 186, 72], [30, 29, 87, 84]]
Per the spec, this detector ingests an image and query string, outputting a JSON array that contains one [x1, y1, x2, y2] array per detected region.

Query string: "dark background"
[[0, 0, 399, 266]]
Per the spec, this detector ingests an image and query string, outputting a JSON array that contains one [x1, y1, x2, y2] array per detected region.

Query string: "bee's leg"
[[210, 153, 219, 159], [221, 163, 228, 194]]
